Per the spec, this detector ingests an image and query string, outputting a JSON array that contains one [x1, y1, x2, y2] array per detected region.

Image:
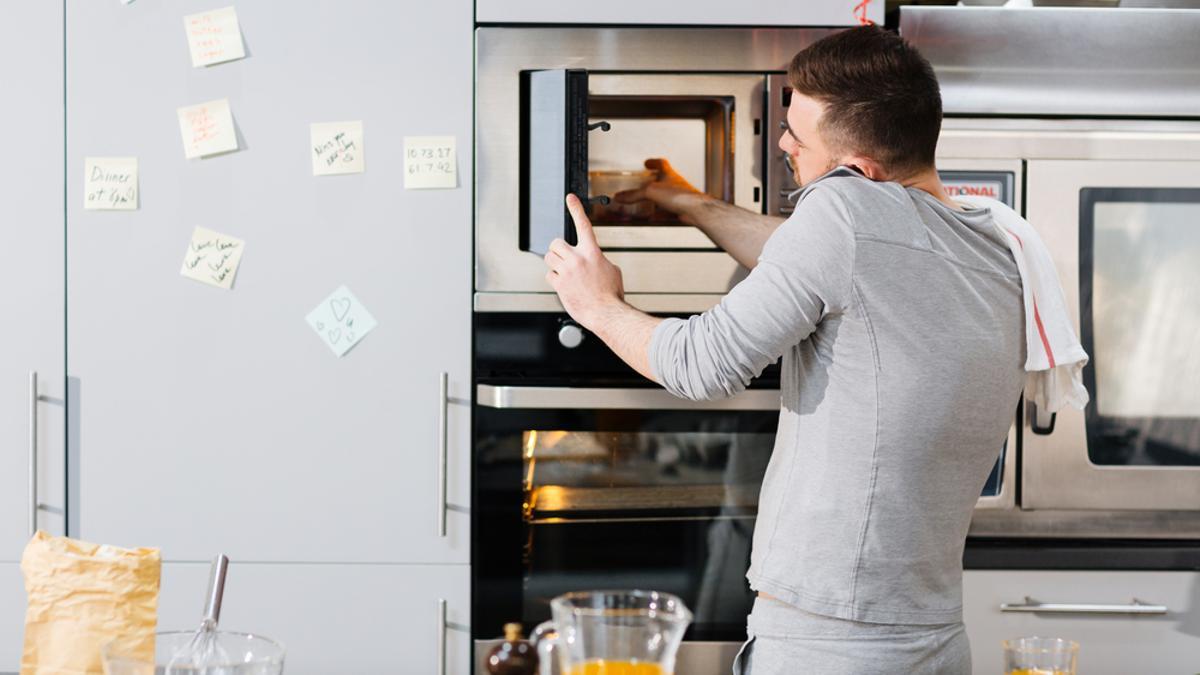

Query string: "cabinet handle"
[[437, 372, 449, 538], [437, 597, 447, 675], [1000, 596, 1167, 615], [29, 371, 38, 537]]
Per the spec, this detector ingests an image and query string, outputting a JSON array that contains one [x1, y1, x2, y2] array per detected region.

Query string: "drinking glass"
[[1002, 636, 1078, 675]]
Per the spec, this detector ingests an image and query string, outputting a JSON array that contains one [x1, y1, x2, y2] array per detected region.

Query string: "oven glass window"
[[1082, 189, 1200, 466], [475, 406, 778, 642]]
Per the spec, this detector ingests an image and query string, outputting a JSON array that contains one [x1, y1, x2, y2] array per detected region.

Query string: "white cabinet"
[[964, 570, 1200, 675], [0, 0, 65, 563], [475, 0, 883, 26], [65, 1, 473, 563], [0, 563, 26, 672], [157, 562, 471, 675]]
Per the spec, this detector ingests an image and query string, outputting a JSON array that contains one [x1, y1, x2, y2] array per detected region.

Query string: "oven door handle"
[[476, 385, 781, 411]]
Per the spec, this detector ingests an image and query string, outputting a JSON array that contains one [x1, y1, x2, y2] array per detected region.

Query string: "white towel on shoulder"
[[956, 195, 1090, 413]]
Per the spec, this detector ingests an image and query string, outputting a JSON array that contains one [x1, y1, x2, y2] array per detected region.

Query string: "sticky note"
[[310, 121, 364, 176], [180, 226, 245, 290], [84, 157, 138, 210], [306, 285, 377, 357], [403, 136, 457, 189], [184, 6, 246, 68], [177, 99, 238, 159]]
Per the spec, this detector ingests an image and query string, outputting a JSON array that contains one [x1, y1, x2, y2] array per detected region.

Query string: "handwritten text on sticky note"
[[403, 136, 456, 189], [84, 157, 138, 210], [310, 121, 364, 176], [306, 285, 378, 357], [180, 227, 245, 290], [184, 6, 246, 68], [177, 99, 238, 159]]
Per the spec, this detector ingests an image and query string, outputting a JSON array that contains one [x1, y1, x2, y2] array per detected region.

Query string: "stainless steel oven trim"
[[968, 508, 1200, 539], [476, 384, 780, 411], [938, 118, 1200, 162], [476, 27, 835, 294], [473, 292, 726, 314], [1022, 159, 1200, 512]]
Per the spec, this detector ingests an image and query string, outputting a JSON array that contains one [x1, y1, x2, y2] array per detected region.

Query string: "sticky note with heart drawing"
[[305, 285, 378, 357]]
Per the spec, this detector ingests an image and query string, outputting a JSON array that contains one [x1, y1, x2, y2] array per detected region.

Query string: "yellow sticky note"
[[180, 226, 245, 290], [84, 157, 138, 210], [403, 136, 457, 189], [184, 6, 246, 68], [177, 99, 238, 159], [311, 121, 364, 176]]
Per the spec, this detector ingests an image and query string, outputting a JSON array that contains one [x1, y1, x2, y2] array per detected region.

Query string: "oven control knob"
[[558, 323, 585, 349]]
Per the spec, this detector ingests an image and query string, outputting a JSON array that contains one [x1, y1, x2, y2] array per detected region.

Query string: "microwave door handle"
[[476, 385, 781, 411]]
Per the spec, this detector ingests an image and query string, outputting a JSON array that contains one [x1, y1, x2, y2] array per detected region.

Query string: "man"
[[543, 26, 1024, 674]]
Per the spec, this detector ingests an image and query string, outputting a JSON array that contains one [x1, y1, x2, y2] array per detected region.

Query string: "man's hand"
[[544, 194, 626, 328], [614, 158, 713, 225]]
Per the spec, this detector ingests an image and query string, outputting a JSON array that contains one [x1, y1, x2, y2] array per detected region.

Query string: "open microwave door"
[[522, 69, 590, 255]]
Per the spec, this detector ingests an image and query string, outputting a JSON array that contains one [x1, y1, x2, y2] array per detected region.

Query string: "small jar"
[[484, 622, 538, 675]]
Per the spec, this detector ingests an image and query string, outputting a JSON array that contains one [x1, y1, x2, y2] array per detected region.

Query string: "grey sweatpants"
[[732, 597, 972, 675]]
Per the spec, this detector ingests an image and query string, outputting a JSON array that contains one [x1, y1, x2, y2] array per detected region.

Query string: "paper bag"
[[20, 530, 161, 675]]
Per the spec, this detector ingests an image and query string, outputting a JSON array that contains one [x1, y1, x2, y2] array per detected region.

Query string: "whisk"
[[166, 554, 231, 673]]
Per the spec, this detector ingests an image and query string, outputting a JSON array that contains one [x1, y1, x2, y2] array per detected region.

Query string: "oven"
[[470, 311, 1017, 669], [1022, 160, 1200, 512], [935, 119, 1200, 539], [475, 27, 835, 298]]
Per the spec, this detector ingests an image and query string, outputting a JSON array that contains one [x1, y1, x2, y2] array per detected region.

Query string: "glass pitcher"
[[531, 590, 692, 675]]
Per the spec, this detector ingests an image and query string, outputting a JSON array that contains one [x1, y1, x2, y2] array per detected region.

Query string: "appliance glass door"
[[472, 387, 1014, 643], [1023, 160, 1200, 510], [522, 72, 764, 255], [473, 392, 778, 642], [1083, 189, 1200, 466]]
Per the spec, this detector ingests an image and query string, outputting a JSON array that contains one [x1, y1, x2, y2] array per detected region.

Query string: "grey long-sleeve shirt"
[[649, 167, 1025, 624]]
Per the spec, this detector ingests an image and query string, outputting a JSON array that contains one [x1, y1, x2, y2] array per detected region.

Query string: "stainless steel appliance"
[[470, 312, 1011, 673], [475, 27, 834, 297], [472, 10, 1200, 673], [903, 7, 1200, 538]]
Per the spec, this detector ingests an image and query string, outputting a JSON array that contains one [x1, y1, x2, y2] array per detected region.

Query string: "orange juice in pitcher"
[[566, 661, 665, 675], [532, 591, 691, 675]]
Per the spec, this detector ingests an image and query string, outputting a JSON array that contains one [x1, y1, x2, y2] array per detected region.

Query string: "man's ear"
[[840, 156, 887, 181]]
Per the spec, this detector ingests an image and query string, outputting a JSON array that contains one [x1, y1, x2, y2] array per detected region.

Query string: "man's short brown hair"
[[788, 26, 942, 178]]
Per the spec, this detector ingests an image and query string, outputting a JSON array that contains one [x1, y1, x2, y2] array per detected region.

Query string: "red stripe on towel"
[[1005, 227, 1057, 369]]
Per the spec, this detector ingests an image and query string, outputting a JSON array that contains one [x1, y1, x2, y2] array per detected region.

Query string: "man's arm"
[[616, 158, 786, 269], [546, 187, 855, 400], [685, 198, 785, 270], [544, 195, 663, 382], [588, 301, 663, 383]]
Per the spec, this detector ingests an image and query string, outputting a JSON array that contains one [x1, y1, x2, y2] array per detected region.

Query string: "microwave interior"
[[521, 70, 763, 254]]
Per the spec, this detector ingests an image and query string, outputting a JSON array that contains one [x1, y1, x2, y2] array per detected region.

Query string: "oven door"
[[471, 384, 1016, 646], [473, 385, 779, 644], [1023, 160, 1200, 510]]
